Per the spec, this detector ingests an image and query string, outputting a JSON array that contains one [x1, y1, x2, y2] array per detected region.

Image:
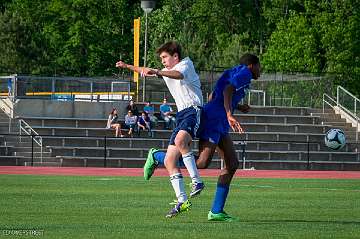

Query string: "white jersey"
[[162, 57, 203, 112]]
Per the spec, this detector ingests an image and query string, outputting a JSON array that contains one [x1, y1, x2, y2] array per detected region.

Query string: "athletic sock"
[[182, 152, 202, 184], [153, 151, 166, 165], [153, 151, 197, 168], [170, 173, 187, 203], [211, 183, 229, 214]]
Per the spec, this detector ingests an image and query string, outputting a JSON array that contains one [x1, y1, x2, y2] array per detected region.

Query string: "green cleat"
[[166, 200, 192, 218], [207, 211, 238, 222], [143, 148, 159, 180], [168, 199, 178, 205]]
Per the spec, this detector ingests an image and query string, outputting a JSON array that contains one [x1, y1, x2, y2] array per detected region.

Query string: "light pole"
[[141, 0, 156, 102]]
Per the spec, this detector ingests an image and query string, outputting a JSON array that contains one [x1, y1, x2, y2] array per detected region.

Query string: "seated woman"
[[124, 110, 138, 137], [137, 111, 152, 137], [106, 108, 124, 138]]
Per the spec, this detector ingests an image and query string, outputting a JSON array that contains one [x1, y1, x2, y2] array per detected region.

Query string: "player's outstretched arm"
[[115, 61, 183, 79], [115, 61, 157, 77], [149, 69, 184, 80], [116, 61, 141, 73]]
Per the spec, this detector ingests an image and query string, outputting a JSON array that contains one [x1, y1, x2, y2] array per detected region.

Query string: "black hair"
[[110, 108, 117, 115], [239, 53, 259, 66]]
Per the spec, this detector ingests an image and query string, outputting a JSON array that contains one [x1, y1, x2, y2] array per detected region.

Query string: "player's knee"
[[196, 158, 211, 169], [174, 137, 189, 150]]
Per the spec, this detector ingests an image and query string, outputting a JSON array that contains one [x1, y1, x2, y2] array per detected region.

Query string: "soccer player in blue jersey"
[[116, 41, 204, 218], [144, 53, 261, 221]]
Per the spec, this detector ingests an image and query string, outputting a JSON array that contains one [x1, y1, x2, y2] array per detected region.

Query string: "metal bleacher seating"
[[0, 103, 359, 170]]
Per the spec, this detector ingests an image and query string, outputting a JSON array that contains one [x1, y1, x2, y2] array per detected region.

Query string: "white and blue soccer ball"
[[324, 128, 346, 150]]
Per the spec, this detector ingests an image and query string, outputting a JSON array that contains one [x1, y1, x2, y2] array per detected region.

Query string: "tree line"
[[0, 0, 359, 95]]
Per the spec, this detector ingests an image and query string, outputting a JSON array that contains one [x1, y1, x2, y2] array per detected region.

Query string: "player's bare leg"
[[196, 140, 217, 169], [216, 135, 239, 185], [164, 145, 192, 218], [208, 135, 239, 222], [174, 130, 204, 197]]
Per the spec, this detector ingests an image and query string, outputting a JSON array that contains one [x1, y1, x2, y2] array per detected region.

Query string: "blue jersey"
[[199, 65, 252, 143], [143, 105, 154, 115], [160, 104, 172, 114], [204, 64, 252, 118]]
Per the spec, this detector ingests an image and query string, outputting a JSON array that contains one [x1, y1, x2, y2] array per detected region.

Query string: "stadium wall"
[[1, 98, 128, 119]]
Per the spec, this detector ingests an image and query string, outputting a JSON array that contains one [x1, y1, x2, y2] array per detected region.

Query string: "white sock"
[[182, 152, 202, 184], [170, 173, 187, 203]]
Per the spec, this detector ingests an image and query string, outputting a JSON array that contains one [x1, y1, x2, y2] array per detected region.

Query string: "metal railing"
[[247, 90, 266, 106], [1, 132, 351, 169], [337, 86, 360, 143], [337, 86, 360, 116], [0, 75, 132, 102], [0, 92, 44, 160], [323, 86, 359, 143], [0, 97, 14, 133], [322, 93, 337, 111], [19, 119, 43, 160]]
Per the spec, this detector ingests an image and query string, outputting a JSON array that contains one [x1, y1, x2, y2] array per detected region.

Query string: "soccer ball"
[[324, 128, 346, 150]]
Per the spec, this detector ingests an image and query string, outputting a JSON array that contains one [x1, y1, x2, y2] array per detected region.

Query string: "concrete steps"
[[39, 137, 359, 152], [46, 145, 358, 160], [0, 155, 26, 166], [0, 106, 359, 170]]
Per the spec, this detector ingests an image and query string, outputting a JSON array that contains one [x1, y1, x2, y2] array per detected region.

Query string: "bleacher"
[[0, 103, 359, 170]]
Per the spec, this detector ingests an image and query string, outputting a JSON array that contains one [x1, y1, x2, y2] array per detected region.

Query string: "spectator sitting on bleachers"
[[137, 111, 152, 137], [160, 98, 176, 129], [143, 101, 158, 127], [124, 110, 138, 137], [106, 108, 124, 138], [126, 100, 139, 116]]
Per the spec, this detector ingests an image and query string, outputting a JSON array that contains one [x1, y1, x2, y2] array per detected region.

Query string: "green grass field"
[[0, 175, 359, 239]]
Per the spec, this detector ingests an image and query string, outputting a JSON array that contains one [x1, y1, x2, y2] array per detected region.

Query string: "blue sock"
[[211, 184, 229, 214], [153, 151, 166, 165], [153, 151, 186, 167]]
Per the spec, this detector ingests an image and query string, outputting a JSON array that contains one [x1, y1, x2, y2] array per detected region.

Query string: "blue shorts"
[[197, 108, 230, 145], [169, 106, 201, 145]]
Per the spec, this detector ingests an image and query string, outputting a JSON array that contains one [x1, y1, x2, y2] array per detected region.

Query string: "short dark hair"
[[156, 41, 182, 59], [239, 53, 259, 66]]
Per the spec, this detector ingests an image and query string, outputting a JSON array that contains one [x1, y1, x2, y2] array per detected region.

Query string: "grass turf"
[[0, 174, 359, 239]]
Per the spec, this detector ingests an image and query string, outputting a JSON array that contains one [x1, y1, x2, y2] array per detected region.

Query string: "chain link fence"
[[0, 70, 353, 108]]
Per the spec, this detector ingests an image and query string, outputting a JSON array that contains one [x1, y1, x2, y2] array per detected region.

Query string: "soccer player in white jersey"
[[141, 54, 261, 222], [116, 41, 204, 218]]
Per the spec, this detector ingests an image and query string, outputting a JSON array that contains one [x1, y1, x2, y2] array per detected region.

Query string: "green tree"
[[309, 0, 360, 92], [0, 0, 50, 74], [262, 12, 321, 73], [44, 0, 134, 76], [0, 0, 137, 76], [146, 0, 264, 69]]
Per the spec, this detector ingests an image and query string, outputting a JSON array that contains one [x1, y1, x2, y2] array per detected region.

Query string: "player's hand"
[[238, 103, 250, 113], [115, 61, 127, 68], [227, 114, 244, 134], [140, 68, 157, 77]]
